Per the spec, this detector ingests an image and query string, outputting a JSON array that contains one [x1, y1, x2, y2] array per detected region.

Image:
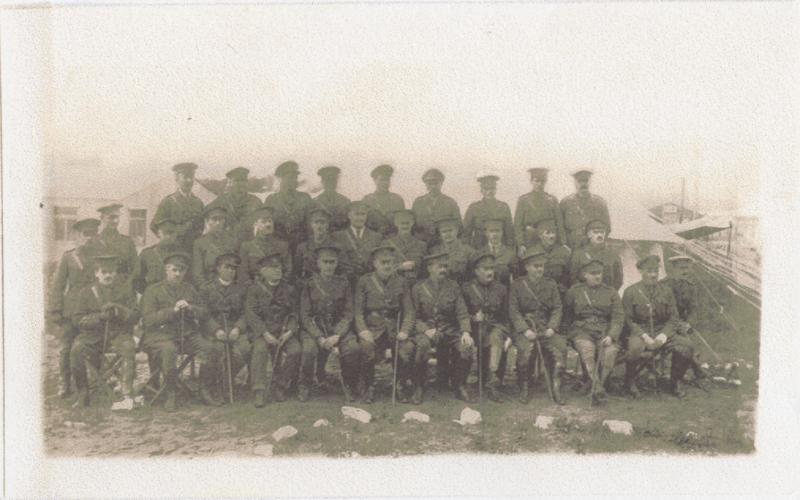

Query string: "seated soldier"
[[244, 252, 299, 407], [132, 216, 181, 295], [509, 246, 567, 404], [239, 206, 292, 285], [333, 200, 383, 286], [141, 251, 220, 411], [622, 255, 695, 399], [200, 252, 251, 405], [70, 255, 139, 408], [294, 206, 338, 280], [300, 245, 360, 402], [477, 218, 517, 286], [355, 246, 416, 404], [381, 209, 426, 281], [430, 216, 475, 284], [411, 252, 474, 403], [461, 252, 510, 403], [533, 218, 571, 297], [193, 205, 238, 290], [563, 259, 624, 406], [568, 219, 622, 291]]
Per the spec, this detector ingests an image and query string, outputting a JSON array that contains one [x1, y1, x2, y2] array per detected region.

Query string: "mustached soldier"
[[70, 255, 139, 408], [532, 218, 572, 296], [509, 246, 566, 404], [95, 204, 138, 287], [354, 246, 416, 404], [430, 216, 475, 284], [192, 205, 238, 290], [412, 168, 462, 248], [238, 206, 292, 285], [299, 245, 360, 402], [150, 162, 205, 252], [244, 252, 299, 407], [381, 209, 426, 281], [568, 219, 622, 291], [209, 167, 263, 249], [563, 259, 623, 405], [313, 166, 351, 233], [462, 172, 515, 249], [412, 252, 474, 402], [477, 218, 517, 286], [132, 216, 181, 295], [294, 206, 339, 280], [461, 252, 510, 402], [363, 164, 406, 237], [48, 218, 101, 398]]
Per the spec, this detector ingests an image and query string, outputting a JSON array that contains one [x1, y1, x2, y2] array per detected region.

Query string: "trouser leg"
[[360, 336, 378, 390], [69, 334, 100, 392], [339, 334, 362, 390], [453, 336, 474, 388], [574, 337, 597, 386], [59, 323, 79, 392], [278, 337, 302, 390], [250, 337, 269, 391], [300, 336, 319, 387], [413, 334, 434, 388], [110, 335, 136, 397]]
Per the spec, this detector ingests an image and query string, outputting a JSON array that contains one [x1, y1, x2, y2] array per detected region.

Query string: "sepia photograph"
[[1, 1, 797, 498]]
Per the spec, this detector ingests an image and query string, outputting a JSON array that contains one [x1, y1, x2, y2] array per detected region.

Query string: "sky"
[[39, 2, 788, 213]]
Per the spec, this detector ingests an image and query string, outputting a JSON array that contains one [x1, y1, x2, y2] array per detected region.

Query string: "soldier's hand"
[[524, 329, 537, 341], [641, 333, 655, 349], [358, 330, 374, 343], [174, 299, 190, 312], [229, 327, 240, 341], [400, 260, 415, 271], [655, 333, 668, 346], [397, 331, 408, 341], [424, 328, 437, 339], [473, 310, 484, 323], [461, 332, 474, 347], [517, 246, 527, 259], [215, 329, 227, 341], [544, 328, 555, 338], [601, 335, 613, 346], [263, 331, 279, 345], [279, 330, 293, 343]]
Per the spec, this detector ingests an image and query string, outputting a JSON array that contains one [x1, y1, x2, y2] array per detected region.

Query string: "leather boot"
[[297, 384, 310, 402], [398, 382, 410, 404], [253, 389, 266, 408], [670, 357, 687, 399], [363, 385, 375, 404], [624, 362, 641, 399], [164, 391, 177, 412], [71, 387, 90, 408], [272, 385, 286, 402], [58, 379, 73, 399], [412, 386, 423, 405], [487, 376, 504, 403], [455, 385, 471, 402], [552, 370, 565, 405], [518, 381, 529, 404], [200, 386, 223, 406]]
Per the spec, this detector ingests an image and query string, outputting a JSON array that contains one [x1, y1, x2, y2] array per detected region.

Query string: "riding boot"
[[624, 361, 641, 399], [517, 363, 529, 403], [670, 355, 688, 399], [164, 368, 178, 411], [487, 374, 504, 403], [552, 368, 565, 405]]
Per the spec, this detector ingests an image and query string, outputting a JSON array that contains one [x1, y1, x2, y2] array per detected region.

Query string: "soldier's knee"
[[284, 341, 301, 358], [116, 339, 135, 358], [489, 329, 504, 346], [303, 339, 319, 358], [251, 338, 267, 356], [415, 336, 432, 353], [398, 340, 414, 360]]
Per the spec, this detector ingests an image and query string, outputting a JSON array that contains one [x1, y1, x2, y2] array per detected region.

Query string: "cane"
[[392, 314, 401, 406], [590, 341, 604, 402], [269, 315, 293, 394], [477, 311, 484, 404], [534, 338, 556, 403], [318, 318, 348, 399], [222, 313, 234, 404]]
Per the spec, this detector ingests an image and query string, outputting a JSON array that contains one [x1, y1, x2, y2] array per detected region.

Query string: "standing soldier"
[[381, 209, 426, 281], [513, 167, 565, 256], [300, 245, 361, 402], [69, 255, 139, 407], [354, 246, 416, 403], [333, 201, 383, 285], [363, 164, 405, 237], [562, 260, 624, 405], [238, 206, 292, 285], [430, 216, 474, 283], [132, 216, 180, 295], [192, 205, 238, 290], [462, 172, 514, 249], [95, 204, 138, 287], [140, 252, 220, 411], [211, 167, 263, 249], [532, 218, 572, 296], [461, 253, 510, 402], [477, 218, 518, 286], [560, 168, 611, 250], [411, 168, 462, 248], [294, 206, 338, 280], [264, 160, 314, 254], [313, 166, 351, 233], [509, 247, 567, 404], [622, 255, 694, 399], [411, 253, 474, 402], [48, 218, 101, 398], [150, 162, 205, 253], [199, 253, 252, 405], [244, 252, 299, 407], [568, 220, 623, 290]]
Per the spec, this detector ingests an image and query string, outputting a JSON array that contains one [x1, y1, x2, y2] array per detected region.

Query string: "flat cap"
[[214, 252, 241, 268], [584, 219, 609, 233], [534, 218, 557, 232], [317, 165, 341, 178], [423, 252, 449, 265], [435, 216, 460, 228], [668, 254, 693, 264], [251, 205, 275, 220], [257, 251, 284, 269], [422, 168, 445, 182], [636, 254, 661, 270], [164, 251, 191, 267], [520, 245, 548, 264], [572, 168, 594, 179], [275, 161, 300, 178], [226, 166, 250, 180], [348, 200, 369, 212], [151, 216, 178, 233], [371, 164, 394, 178], [172, 162, 198, 175], [93, 254, 120, 269], [370, 244, 396, 260], [72, 218, 100, 234], [579, 259, 605, 276], [97, 203, 123, 215]]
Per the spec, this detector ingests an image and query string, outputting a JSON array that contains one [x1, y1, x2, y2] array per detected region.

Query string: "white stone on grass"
[[342, 406, 372, 424], [534, 416, 554, 430], [272, 425, 298, 442], [452, 407, 482, 426], [111, 397, 134, 411], [602, 420, 633, 435], [313, 419, 331, 428], [253, 444, 274, 457], [402, 411, 430, 423]]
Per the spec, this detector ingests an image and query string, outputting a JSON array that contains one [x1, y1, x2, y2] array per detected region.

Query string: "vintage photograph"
[[27, 3, 765, 461]]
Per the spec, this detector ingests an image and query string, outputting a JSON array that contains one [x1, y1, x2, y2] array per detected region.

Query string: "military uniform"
[[239, 235, 292, 285], [95, 225, 138, 284], [542, 242, 572, 296], [314, 191, 351, 233], [514, 191, 565, 248], [70, 272, 139, 405], [559, 192, 611, 250], [301, 274, 360, 396], [382, 233, 427, 281], [294, 235, 340, 280], [355, 270, 415, 400], [193, 229, 238, 290], [463, 198, 514, 249], [151, 191, 204, 252], [363, 191, 405, 236], [569, 244, 623, 291], [333, 226, 383, 283], [132, 241, 180, 295], [263, 162, 314, 252], [430, 239, 475, 283], [661, 275, 699, 331], [477, 241, 517, 286], [411, 169, 462, 247]]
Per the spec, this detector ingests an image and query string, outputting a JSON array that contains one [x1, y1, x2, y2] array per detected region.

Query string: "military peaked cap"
[[226, 167, 250, 180], [275, 161, 300, 177], [97, 203, 123, 215], [371, 164, 394, 178], [317, 165, 341, 178], [172, 162, 198, 175], [422, 168, 445, 182], [73, 218, 100, 234]]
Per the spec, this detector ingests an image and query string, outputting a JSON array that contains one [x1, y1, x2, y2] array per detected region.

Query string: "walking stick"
[[590, 341, 604, 402], [222, 313, 234, 404], [269, 315, 293, 395], [534, 338, 556, 403], [392, 314, 401, 406], [477, 311, 484, 404]]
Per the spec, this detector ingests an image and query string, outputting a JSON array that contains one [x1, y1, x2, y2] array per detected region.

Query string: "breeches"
[[70, 333, 136, 395]]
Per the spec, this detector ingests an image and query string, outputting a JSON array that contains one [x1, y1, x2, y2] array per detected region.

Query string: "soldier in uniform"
[[70, 255, 139, 407], [199, 252, 251, 405], [333, 200, 383, 285], [294, 206, 339, 280], [141, 252, 220, 411], [461, 253, 509, 402], [150, 162, 205, 252], [462, 172, 514, 249], [298, 246, 359, 401], [411, 252, 474, 402], [509, 247, 567, 404], [313, 166, 351, 233], [476, 218, 517, 286], [363, 164, 405, 237], [430, 216, 474, 283], [622, 255, 695, 398], [95, 204, 138, 287], [568, 220, 622, 291], [411, 168, 462, 248], [354, 246, 416, 403], [513, 167, 565, 255], [381, 209, 426, 281], [211, 167, 263, 249], [48, 218, 101, 398], [533, 218, 572, 296], [263, 160, 314, 253], [244, 252, 299, 407], [562, 259, 624, 405], [193, 205, 238, 290], [132, 216, 180, 295], [238, 206, 292, 285], [560, 168, 611, 250]]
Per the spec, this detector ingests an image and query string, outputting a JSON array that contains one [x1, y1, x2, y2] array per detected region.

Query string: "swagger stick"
[[392, 314, 401, 406], [222, 313, 234, 404]]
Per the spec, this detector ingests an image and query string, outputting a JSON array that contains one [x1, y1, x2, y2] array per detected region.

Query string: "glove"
[[229, 327, 240, 341], [326, 335, 341, 350], [263, 331, 279, 346], [397, 331, 408, 341], [524, 329, 537, 341], [358, 330, 374, 343], [678, 322, 692, 335], [461, 332, 474, 347], [215, 329, 227, 341], [473, 310, 484, 323], [424, 328, 437, 339], [544, 328, 555, 338], [655, 333, 668, 346], [601, 335, 612, 346], [174, 299, 190, 312]]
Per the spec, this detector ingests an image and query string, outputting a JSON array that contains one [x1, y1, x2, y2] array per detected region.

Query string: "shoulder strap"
[[582, 289, 594, 308], [91, 285, 100, 301], [521, 279, 540, 304], [420, 282, 436, 303], [469, 282, 485, 305], [71, 251, 84, 270], [370, 274, 386, 297]]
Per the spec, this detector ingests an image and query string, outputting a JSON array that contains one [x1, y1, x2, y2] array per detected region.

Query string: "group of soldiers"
[[49, 161, 709, 411]]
